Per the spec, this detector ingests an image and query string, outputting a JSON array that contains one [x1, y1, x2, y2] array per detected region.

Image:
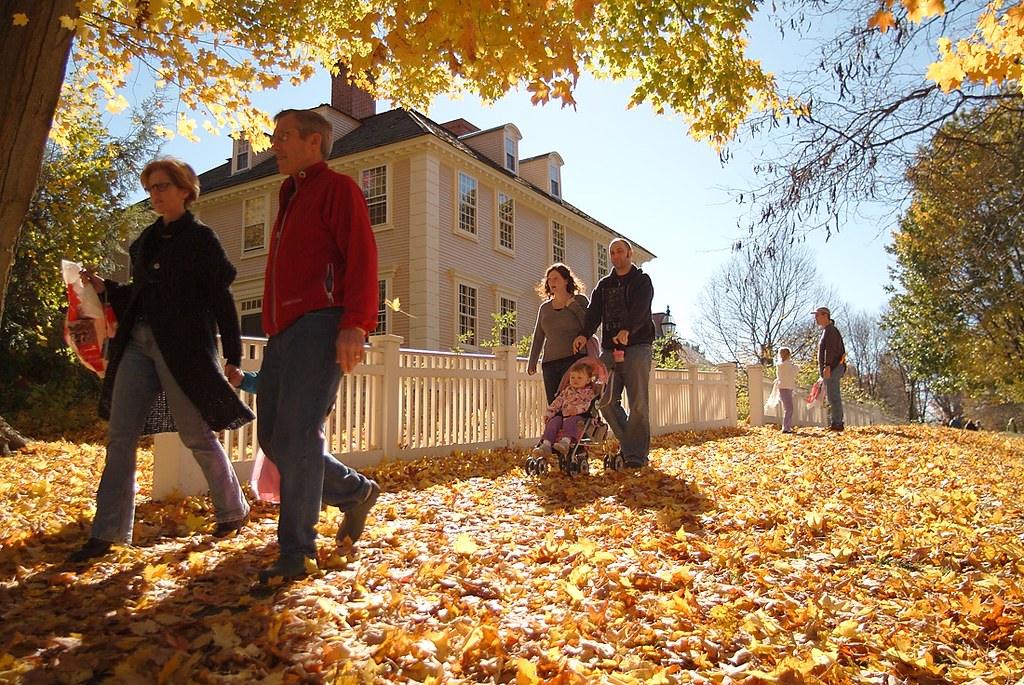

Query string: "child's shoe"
[[553, 437, 573, 457], [531, 442, 552, 458]]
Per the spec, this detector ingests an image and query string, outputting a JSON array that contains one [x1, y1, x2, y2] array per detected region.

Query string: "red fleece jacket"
[[263, 162, 379, 336]]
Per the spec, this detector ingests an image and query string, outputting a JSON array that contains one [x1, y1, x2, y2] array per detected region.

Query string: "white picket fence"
[[745, 365, 890, 428], [153, 336, 739, 498]]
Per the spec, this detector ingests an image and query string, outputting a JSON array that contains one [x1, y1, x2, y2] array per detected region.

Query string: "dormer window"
[[233, 139, 251, 173], [505, 136, 517, 172], [549, 163, 560, 197]]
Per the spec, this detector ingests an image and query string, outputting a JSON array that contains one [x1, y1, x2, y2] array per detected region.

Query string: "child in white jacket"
[[776, 347, 799, 433]]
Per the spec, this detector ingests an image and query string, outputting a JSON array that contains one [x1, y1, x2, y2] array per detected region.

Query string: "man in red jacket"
[[257, 109, 381, 583]]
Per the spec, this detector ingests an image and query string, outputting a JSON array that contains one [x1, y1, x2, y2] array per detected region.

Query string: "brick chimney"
[[331, 66, 376, 120], [440, 118, 481, 137]]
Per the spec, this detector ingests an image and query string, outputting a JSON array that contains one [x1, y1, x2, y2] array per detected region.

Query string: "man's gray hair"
[[275, 109, 333, 159]]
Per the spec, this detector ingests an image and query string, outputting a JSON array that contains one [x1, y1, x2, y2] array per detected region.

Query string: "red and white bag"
[[61, 260, 117, 378]]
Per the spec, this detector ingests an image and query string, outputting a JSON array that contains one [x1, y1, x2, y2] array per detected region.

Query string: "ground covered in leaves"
[[1, 425, 1023, 684]]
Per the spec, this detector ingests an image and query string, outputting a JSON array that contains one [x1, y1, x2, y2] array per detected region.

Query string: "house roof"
[[196, 107, 654, 258]]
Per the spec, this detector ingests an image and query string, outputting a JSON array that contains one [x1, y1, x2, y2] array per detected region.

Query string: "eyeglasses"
[[269, 128, 301, 145], [144, 182, 175, 194]]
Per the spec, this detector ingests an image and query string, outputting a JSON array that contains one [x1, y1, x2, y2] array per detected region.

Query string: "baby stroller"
[[525, 357, 610, 476]]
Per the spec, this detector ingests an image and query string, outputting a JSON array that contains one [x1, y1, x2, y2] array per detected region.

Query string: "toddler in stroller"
[[525, 357, 608, 475]]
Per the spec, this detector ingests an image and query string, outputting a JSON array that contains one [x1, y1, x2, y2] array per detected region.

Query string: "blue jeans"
[[92, 324, 249, 543], [257, 309, 374, 559], [600, 344, 652, 463], [824, 363, 845, 426]]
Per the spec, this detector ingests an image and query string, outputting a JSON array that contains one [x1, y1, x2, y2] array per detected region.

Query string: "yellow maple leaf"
[[59, 14, 76, 30], [867, 9, 897, 33], [454, 533, 479, 554], [12, 12, 29, 26]]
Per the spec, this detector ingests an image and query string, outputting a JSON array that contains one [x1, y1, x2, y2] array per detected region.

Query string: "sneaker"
[[829, 423, 845, 432], [212, 512, 249, 538], [553, 438, 572, 457], [258, 554, 315, 584], [337, 481, 381, 545], [68, 537, 112, 563], [622, 455, 648, 470], [531, 442, 552, 458]]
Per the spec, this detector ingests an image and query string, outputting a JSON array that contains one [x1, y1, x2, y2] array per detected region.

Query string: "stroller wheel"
[[579, 457, 590, 475], [537, 458, 548, 474], [605, 453, 624, 471], [524, 458, 535, 475]]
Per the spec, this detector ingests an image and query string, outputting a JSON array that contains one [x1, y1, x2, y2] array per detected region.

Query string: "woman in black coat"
[[70, 157, 253, 563]]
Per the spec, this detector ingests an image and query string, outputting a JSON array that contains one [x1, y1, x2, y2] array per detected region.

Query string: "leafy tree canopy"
[[884, 98, 1024, 401]]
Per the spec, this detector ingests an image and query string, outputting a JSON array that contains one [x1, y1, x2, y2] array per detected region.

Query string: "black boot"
[[68, 538, 112, 563]]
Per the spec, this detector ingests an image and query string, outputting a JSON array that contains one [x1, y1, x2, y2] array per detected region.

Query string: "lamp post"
[[660, 305, 677, 337]]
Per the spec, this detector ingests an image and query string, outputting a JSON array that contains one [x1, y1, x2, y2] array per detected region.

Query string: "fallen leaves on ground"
[[1, 425, 1023, 683]]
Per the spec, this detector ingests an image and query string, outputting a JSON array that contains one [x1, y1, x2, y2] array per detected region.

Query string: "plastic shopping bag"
[[806, 379, 824, 409], [250, 448, 281, 504], [764, 379, 781, 412], [62, 260, 117, 378]]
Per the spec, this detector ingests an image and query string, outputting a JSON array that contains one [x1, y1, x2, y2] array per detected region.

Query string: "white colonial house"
[[191, 73, 655, 351]]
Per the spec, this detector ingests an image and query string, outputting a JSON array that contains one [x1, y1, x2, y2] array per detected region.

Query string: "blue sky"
[[147, 22, 897, 343]]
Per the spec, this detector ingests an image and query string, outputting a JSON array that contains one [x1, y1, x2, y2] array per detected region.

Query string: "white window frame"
[[597, 241, 609, 276], [497, 295, 517, 347], [372, 278, 390, 335], [238, 297, 263, 338], [496, 191, 515, 254], [457, 171, 478, 237], [457, 281, 479, 347], [552, 221, 566, 265], [242, 195, 268, 255], [361, 164, 389, 229], [233, 139, 251, 173], [504, 136, 517, 173], [549, 163, 561, 197]]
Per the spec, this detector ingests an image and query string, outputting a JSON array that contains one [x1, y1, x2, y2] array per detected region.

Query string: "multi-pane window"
[[549, 164, 560, 197], [235, 139, 250, 171], [458, 283, 477, 345], [373, 279, 388, 335], [362, 166, 387, 226], [552, 221, 566, 264], [239, 297, 263, 337], [498, 193, 514, 251], [505, 137, 517, 172], [597, 242, 609, 275], [458, 172, 478, 235], [499, 297, 517, 346], [243, 196, 266, 253]]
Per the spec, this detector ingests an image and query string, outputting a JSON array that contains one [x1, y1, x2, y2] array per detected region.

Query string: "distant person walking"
[[776, 347, 799, 434], [813, 306, 846, 432]]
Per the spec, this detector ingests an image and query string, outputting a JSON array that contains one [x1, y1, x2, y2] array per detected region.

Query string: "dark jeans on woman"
[[541, 352, 585, 404]]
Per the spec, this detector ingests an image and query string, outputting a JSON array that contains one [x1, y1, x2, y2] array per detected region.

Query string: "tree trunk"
[[0, 414, 30, 456], [0, 0, 79, 325]]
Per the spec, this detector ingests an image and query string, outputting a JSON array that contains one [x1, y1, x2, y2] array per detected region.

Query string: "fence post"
[[686, 364, 700, 428], [153, 433, 207, 499], [370, 334, 403, 458], [717, 363, 738, 426], [747, 365, 765, 427], [493, 346, 519, 447]]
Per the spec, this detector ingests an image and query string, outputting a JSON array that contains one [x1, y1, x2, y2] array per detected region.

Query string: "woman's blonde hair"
[[535, 263, 586, 300], [141, 157, 201, 208]]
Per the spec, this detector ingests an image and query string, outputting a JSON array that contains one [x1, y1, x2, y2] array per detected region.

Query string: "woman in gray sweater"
[[527, 264, 589, 403]]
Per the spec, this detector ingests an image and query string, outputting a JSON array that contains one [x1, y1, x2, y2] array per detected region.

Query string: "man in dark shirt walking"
[[813, 306, 846, 432]]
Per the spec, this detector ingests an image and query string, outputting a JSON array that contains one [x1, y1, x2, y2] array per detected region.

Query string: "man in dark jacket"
[[257, 109, 381, 583], [574, 239, 656, 468], [813, 306, 846, 432]]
